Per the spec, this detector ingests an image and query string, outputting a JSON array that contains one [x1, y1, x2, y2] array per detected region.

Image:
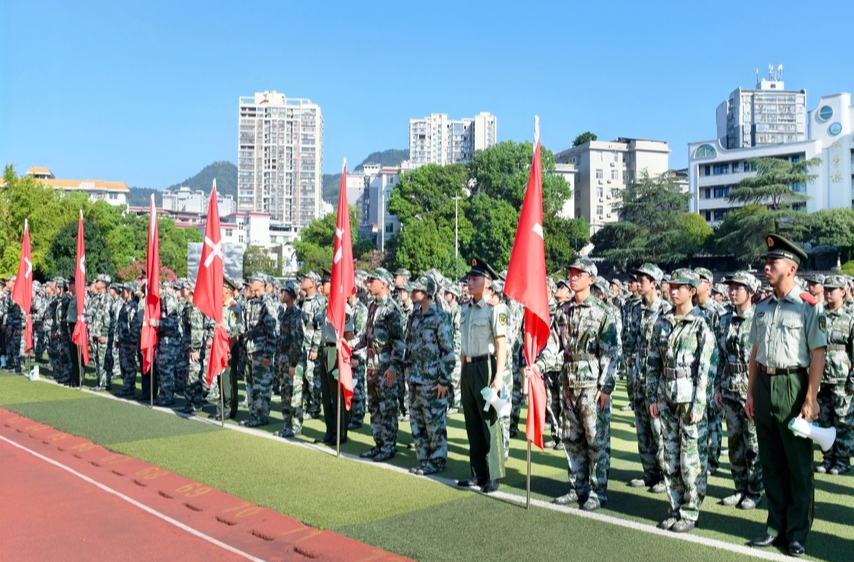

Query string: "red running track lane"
[[0, 408, 410, 562]]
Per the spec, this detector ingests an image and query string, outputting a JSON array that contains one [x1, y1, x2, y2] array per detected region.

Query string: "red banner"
[[70, 212, 90, 365], [11, 220, 34, 353], [140, 196, 160, 374]]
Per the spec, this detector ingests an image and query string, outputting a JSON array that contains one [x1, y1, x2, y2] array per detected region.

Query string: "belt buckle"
[[766, 366, 776, 374], [465, 357, 472, 363]]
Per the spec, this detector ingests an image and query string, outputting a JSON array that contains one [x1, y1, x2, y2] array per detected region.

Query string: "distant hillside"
[[167, 161, 237, 198], [322, 148, 409, 203]]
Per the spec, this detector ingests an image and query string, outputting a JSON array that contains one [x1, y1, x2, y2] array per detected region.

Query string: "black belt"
[[759, 364, 806, 376], [465, 354, 493, 363], [323, 342, 337, 347]]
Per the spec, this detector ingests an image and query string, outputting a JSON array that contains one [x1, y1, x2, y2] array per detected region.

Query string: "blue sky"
[[2, 0, 852, 189]]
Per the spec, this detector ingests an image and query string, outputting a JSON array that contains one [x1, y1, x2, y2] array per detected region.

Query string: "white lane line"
[[0, 435, 268, 562]]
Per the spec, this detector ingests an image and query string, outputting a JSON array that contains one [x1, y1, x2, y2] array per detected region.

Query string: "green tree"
[[392, 218, 451, 274], [243, 245, 279, 277], [544, 215, 589, 273], [807, 208, 854, 263], [712, 204, 773, 264], [678, 212, 713, 256], [572, 131, 597, 147], [293, 206, 366, 274]]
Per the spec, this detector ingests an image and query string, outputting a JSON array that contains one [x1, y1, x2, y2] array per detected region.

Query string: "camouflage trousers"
[[92, 339, 110, 385], [351, 356, 366, 424], [722, 395, 763, 497], [500, 363, 513, 460], [397, 372, 409, 417], [561, 386, 611, 501], [545, 371, 563, 440], [448, 358, 461, 409], [109, 341, 122, 381], [706, 399, 723, 472], [303, 356, 320, 416], [658, 401, 709, 522], [246, 353, 274, 422], [632, 384, 663, 484], [184, 357, 206, 408], [366, 369, 399, 455], [6, 327, 23, 373], [51, 335, 72, 383], [408, 381, 448, 471], [155, 338, 181, 403], [510, 364, 523, 429], [176, 347, 190, 395], [34, 323, 46, 358], [119, 343, 139, 393], [280, 362, 304, 433], [817, 383, 854, 465]]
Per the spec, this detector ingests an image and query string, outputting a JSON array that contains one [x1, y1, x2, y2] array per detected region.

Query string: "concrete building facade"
[[408, 112, 497, 166], [7, 167, 131, 207], [162, 186, 235, 217], [237, 91, 323, 230]]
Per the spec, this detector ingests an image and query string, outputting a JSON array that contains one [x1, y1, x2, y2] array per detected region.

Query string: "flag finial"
[[534, 115, 540, 147], [24, 218, 28, 231], [342, 157, 347, 172]]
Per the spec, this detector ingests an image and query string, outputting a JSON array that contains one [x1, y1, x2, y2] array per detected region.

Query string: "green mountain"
[[166, 160, 238, 198], [322, 148, 409, 203]]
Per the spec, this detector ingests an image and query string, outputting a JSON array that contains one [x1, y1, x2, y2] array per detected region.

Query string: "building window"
[[596, 188, 603, 198], [611, 169, 618, 180], [713, 163, 729, 175], [595, 169, 603, 179], [713, 186, 730, 198], [694, 144, 717, 159], [596, 205, 604, 216]]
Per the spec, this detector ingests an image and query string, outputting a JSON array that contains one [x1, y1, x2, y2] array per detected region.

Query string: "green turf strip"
[[2, 368, 852, 562]]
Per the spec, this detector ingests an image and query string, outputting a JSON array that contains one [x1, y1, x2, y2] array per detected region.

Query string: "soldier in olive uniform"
[[746, 234, 826, 558], [648, 269, 718, 533], [456, 258, 507, 494], [717, 271, 764, 510]]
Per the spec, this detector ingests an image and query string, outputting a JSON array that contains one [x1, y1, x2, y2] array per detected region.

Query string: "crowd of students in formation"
[[2, 233, 849, 557]]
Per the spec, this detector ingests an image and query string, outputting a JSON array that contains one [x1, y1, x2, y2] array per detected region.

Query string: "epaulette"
[[800, 292, 818, 306]]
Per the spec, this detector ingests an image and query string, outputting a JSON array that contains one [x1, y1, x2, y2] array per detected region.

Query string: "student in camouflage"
[[815, 275, 854, 476], [347, 290, 368, 429], [179, 282, 209, 413], [717, 271, 764, 510], [544, 279, 571, 449], [648, 268, 718, 533], [694, 267, 726, 475], [240, 272, 279, 427], [153, 282, 183, 406], [624, 263, 670, 494], [404, 275, 456, 475], [31, 282, 47, 362], [275, 281, 306, 437], [4, 276, 26, 374], [299, 272, 325, 418], [89, 274, 113, 390], [442, 283, 463, 414], [356, 268, 406, 463], [396, 282, 414, 421], [116, 284, 141, 397], [215, 278, 244, 421], [548, 258, 619, 512]]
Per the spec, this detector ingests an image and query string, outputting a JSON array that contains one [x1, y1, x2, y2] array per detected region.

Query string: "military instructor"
[[746, 234, 826, 558]]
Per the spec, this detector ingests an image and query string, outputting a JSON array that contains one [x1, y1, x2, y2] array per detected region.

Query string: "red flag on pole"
[[194, 180, 229, 386], [503, 116, 549, 450], [11, 219, 34, 353], [140, 195, 160, 374], [327, 159, 354, 409], [71, 211, 90, 365]]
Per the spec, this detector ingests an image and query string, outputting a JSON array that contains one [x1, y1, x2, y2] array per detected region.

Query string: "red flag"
[[194, 180, 229, 386], [504, 117, 549, 450], [11, 219, 34, 353], [327, 159, 354, 409], [71, 211, 90, 365], [140, 195, 160, 374]]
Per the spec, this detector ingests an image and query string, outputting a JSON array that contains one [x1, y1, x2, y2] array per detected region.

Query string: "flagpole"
[[219, 373, 225, 429], [336, 376, 342, 458], [150, 352, 154, 407], [77, 347, 82, 390], [526, 375, 532, 509]]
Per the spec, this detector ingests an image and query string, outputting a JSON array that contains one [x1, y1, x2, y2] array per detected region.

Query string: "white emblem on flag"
[[333, 247, 342, 264], [79, 256, 86, 274], [336, 227, 345, 239], [533, 223, 544, 239], [204, 236, 223, 267], [24, 257, 32, 279]]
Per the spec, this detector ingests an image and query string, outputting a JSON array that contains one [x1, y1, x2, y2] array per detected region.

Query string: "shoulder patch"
[[498, 312, 507, 326], [819, 315, 827, 333], [800, 292, 818, 306]]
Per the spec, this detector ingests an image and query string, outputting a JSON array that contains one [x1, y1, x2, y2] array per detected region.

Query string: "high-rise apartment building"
[[555, 138, 671, 234], [409, 112, 497, 166], [237, 91, 323, 229], [716, 65, 807, 149]]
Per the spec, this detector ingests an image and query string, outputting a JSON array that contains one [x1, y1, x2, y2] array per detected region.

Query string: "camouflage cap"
[[668, 268, 700, 288], [444, 281, 461, 298], [298, 271, 321, 285], [8, 275, 16, 282], [355, 269, 368, 282], [823, 275, 848, 290], [320, 268, 332, 284], [223, 277, 238, 291], [96, 274, 112, 284], [762, 233, 807, 265], [398, 282, 412, 293], [247, 271, 267, 283], [282, 280, 298, 296], [724, 271, 760, 293], [393, 268, 411, 280], [630, 263, 663, 284], [712, 283, 728, 296], [410, 275, 437, 295], [556, 278, 570, 290], [806, 273, 826, 285], [592, 278, 610, 298], [568, 258, 598, 277], [694, 268, 714, 283], [113, 282, 126, 292], [546, 277, 557, 294], [491, 278, 505, 293], [368, 268, 394, 287]]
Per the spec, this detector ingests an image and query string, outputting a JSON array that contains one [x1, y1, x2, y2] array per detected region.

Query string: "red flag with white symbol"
[[140, 196, 160, 374], [71, 211, 90, 365], [503, 116, 549, 449], [194, 180, 229, 386], [327, 159, 354, 409], [11, 219, 34, 353]]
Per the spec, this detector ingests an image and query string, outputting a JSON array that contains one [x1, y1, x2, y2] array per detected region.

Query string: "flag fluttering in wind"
[[140, 195, 160, 374], [194, 180, 230, 386], [327, 159, 354, 409], [11, 219, 34, 353], [71, 211, 90, 365], [503, 116, 549, 450]]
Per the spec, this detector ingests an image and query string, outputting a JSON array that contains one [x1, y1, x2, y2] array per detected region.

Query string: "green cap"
[[630, 263, 663, 283], [762, 233, 807, 265], [410, 275, 437, 295], [669, 268, 699, 288], [568, 258, 598, 277], [694, 268, 714, 283], [823, 275, 848, 290], [724, 271, 760, 293], [368, 268, 394, 287]]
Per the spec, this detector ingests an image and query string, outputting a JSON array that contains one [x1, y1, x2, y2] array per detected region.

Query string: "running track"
[[0, 409, 409, 562]]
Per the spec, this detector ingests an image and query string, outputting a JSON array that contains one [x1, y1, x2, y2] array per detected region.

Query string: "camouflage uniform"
[[54, 291, 74, 383], [116, 294, 141, 395], [216, 294, 244, 420], [278, 301, 306, 434], [4, 294, 25, 374], [356, 291, 406, 458], [445, 295, 463, 411], [348, 298, 369, 426], [106, 292, 124, 383], [817, 300, 854, 474], [154, 288, 183, 405], [624, 294, 671, 488], [183, 301, 208, 409], [43, 291, 59, 372], [405, 299, 455, 473], [396, 297, 414, 418], [548, 291, 619, 508], [32, 290, 47, 361], [242, 289, 278, 425], [697, 295, 726, 474], [621, 294, 641, 400], [301, 291, 326, 417], [504, 297, 524, 438], [717, 299, 763, 501], [647, 300, 718, 524]]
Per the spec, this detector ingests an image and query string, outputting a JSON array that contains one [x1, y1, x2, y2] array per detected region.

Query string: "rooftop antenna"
[[768, 64, 774, 81], [756, 68, 760, 85], [777, 64, 783, 81]]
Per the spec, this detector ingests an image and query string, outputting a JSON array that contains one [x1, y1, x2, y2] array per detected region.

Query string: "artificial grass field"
[[1, 367, 851, 561]]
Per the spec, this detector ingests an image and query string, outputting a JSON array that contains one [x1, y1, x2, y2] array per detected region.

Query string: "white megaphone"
[[481, 387, 512, 418], [788, 417, 836, 453]]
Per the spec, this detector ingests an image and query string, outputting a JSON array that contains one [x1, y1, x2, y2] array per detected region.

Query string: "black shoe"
[[347, 421, 362, 430], [788, 541, 805, 557], [457, 478, 480, 488], [373, 451, 395, 462], [314, 437, 333, 444], [92, 385, 106, 392], [275, 428, 295, 438], [481, 480, 499, 493], [360, 447, 380, 459], [328, 438, 348, 446], [671, 519, 695, 533], [749, 534, 778, 548]]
